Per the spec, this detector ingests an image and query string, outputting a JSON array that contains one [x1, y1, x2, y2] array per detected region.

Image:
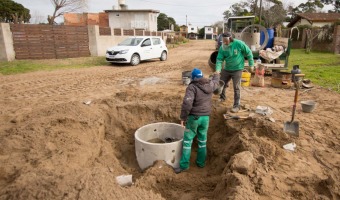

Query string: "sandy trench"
[[0, 40, 339, 200]]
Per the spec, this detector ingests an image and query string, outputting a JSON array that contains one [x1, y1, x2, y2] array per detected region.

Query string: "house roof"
[[287, 13, 340, 27]]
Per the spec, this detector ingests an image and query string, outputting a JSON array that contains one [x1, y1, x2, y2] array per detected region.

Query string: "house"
[[179, 25, 187, 37], [204, 26, 217, 40], [64, 0, 159, 32], [287, 13, 340, 27], [187, 25, 198, 40], [104, 9, 159, 32]]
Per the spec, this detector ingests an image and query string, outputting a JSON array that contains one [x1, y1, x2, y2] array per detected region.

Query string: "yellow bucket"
[[241, 70, 251, 86]]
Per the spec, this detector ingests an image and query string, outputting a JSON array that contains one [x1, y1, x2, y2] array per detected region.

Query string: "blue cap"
[[191, 68, 203, 80]]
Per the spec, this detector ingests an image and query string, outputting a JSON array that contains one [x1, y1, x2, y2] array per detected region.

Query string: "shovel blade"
[[284, 121, 299, 136]]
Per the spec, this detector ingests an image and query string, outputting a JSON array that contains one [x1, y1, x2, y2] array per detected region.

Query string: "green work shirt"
[[215, 39, 254, 72]]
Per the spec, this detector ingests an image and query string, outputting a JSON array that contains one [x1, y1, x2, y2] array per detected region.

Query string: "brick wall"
[[64, 13, 109, 27]]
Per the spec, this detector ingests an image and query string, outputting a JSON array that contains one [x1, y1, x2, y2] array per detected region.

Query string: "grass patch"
[[0, 56, 107, 75], [289, 49, 340, 92]]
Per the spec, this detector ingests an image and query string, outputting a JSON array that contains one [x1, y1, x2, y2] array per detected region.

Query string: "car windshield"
[[118, 38, 143, 46]]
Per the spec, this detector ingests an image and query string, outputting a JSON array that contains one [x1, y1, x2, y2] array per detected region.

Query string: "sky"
[[13, 0, 317, 28]]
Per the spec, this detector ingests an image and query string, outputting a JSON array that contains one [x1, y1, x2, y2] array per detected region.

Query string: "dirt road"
[[0, 40, 339, 199]]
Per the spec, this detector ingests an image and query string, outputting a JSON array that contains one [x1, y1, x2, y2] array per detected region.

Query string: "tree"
[[292, 0, 324, 15], [212, 21, 224, 34], [230, 2, 252, 16], [222, 0, 290, 28], [223, 10, 232, 21], [0, 0, 30, 23], [48, 0, 87, 25], [320, 0, 340, 13], [262, 0, 287, 27], [157, 13, 178, 31]]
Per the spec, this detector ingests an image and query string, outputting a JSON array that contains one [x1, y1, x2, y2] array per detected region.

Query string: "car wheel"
[[160, 51, 167, 61], [130, 54, 140, 66]]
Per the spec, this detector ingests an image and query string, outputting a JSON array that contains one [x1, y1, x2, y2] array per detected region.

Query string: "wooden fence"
[[281, 25, 340, 52], [10, 24, 90, 59]]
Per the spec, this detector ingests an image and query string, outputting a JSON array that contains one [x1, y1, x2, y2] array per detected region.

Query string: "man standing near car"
[[215, 32, 254, 113]]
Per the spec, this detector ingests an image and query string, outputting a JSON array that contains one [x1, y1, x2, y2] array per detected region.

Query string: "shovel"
[[284, 74, 305, 136]]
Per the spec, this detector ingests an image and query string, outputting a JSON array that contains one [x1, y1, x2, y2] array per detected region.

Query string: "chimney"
[[118, 0, 127, 10]]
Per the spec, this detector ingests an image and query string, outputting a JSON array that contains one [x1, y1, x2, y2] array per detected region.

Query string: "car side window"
[[142, 39, 151, 47], [152, 38, 161, 45]]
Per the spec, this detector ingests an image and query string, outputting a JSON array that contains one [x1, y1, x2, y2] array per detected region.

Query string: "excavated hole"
[[2, 95, 333, 199], [99, 98, 273, 199]]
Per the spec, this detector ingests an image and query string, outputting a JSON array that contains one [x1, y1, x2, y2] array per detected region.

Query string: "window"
[[116, 14, 120, 17], [142, 38, 151, 46], [208, 28, 211, 31], [191, 28, 194, 30], [152, 38, 161, 45]]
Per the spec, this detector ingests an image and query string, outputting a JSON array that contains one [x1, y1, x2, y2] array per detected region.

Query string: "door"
[[151, 38, 163, 58], [139, 38, 152, 60]]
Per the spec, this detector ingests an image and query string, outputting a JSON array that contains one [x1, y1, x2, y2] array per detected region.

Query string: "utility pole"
[[186, 15, 187, 26]]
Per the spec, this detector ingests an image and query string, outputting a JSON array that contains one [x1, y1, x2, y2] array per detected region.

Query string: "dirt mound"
[[0, 40, 339, 199]]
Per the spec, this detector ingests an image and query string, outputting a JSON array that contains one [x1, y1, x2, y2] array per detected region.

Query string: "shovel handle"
[[291, 77, 302, 122]]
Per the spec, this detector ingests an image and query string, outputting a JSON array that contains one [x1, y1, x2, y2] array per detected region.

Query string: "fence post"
[[334, 25, 340, 54], [301, 29, 307, 49], [0, 23, 15, 61], [88, 25, 100, 56]]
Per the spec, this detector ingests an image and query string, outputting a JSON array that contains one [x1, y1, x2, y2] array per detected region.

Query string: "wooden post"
[[333, 25, 340, 54]]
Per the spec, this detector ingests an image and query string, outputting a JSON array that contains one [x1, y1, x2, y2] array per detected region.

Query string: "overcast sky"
[[13, 0, 315, 27]]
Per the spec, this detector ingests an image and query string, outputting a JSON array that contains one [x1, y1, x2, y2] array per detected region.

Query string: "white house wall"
[[108, 12, 158, 31], [205, 27, 213, 34], [187, 26, 198, 33]]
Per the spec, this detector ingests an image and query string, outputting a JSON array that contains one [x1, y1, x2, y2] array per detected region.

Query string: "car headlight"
[[119, 49, 129, 54]]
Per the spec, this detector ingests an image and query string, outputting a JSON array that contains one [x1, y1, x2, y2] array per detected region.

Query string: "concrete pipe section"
[[135, 122, 184, 171]]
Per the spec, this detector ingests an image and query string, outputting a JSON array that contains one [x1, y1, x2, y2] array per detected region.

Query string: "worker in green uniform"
[[215, 32, 254, 113], [175, 68, 220, 173]]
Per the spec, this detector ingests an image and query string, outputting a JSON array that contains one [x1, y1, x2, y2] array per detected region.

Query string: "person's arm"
[[215, 49, 224, 73], [211, 73, 220, 91], [180, 86, 195, 122], [242, 42, 254, 67]]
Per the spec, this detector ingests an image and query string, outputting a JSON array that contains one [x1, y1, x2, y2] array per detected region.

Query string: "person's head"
[[222, 32, 233, 47], [191, 68, 203, 80]]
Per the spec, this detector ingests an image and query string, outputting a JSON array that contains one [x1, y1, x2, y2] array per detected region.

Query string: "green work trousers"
[[179, 115, 209, 170]]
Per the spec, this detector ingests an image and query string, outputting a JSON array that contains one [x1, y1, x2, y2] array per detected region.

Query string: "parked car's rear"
[[106, 36, 168, 66]]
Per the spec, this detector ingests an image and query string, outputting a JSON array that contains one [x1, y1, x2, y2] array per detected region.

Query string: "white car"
[[106, 36, 168, 66]]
